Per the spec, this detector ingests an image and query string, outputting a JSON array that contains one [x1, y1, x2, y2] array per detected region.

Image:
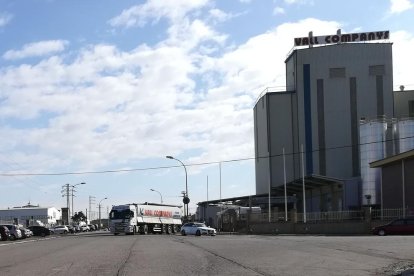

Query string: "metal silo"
[[397, 118, 414, 153], [359, 118, 387, 206]]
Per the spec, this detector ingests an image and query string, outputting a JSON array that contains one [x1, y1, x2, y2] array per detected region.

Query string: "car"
[[372, 218, 414, 236], [79, 225, 90, 232], [0, 224, 22, 240], [19, 227, 32, 239], [51, 225, 69, 234], [72, 225, 81, 233], [28, 225, 51, 237], [0, 226, 10, 241], [64, 225, 75, 234], [180, 222, 216, 236], [88, 224, 96, 231]]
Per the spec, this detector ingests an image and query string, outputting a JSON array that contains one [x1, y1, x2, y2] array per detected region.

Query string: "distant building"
[[0, 204, 61, 226]]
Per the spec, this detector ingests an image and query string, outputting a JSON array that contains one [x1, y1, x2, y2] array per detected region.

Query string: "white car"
[[51, 225, 69, 234], [79, 225, 90, 232], [180, 222, 216, 236]]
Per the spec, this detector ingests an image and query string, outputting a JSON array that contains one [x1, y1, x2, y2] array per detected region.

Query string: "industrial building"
[[254, 30, 413, 212], [197, 31, 414, 226], [370, 148, 414, 214], [0, 204, 61, 226]]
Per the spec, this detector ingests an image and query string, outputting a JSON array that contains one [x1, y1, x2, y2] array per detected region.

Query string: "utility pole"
[[89, 196, 96, 223]]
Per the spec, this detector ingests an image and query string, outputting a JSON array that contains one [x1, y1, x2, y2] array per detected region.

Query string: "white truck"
[[109, 202, 183, 235]]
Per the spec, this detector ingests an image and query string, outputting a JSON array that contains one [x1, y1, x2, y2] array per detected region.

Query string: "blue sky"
[[1, 0, 414, 218]]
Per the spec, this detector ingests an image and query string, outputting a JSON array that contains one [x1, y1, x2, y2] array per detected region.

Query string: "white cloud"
[[108, 0, 210, 28], [284, 0, 314, 5], [209, 8, 238, 22], [273, 7, 286, 15], [9, 17, 413, 178], [3, 40, 69, 60], [0, 12, 13, 27], [389, 0, 414, 14]]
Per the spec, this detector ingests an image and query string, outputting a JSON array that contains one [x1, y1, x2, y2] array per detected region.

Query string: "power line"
[[0, 134, 413, 177]]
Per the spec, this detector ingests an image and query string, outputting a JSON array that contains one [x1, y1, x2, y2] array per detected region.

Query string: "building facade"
[[254, 40, 394, 211], [0, 206, 61, 226]]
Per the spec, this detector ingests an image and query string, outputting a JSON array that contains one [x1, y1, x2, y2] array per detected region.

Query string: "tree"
[[71, 211, 87, 224]]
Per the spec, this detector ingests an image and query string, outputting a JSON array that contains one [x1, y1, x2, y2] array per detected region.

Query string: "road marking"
[[0, 236, 57, 247]]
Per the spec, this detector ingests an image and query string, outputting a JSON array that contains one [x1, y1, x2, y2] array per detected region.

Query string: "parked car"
[[65, 225, 75, 234], [72, 225, 80, 233], [79, 225, 90, 232], [51, 225, 69, 234], [180, 222, 216, 236], [0, 224, 22, 240], [88, 224, 96, 231], [372, 218, 414, 236], [0, 226, 10, 241], [19, 227, 32, 239], [28, 225, 51, 237]]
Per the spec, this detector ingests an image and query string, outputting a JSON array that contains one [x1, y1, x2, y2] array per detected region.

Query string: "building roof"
[[0, 206, 58, 211], [370, 149, 414, 168], [197, 175, 342, 206]]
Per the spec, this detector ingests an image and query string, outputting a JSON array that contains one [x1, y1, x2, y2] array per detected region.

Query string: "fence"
[[236, 208, 411, 224]]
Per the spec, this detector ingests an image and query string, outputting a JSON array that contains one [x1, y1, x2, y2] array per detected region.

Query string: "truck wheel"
[[143, 225, 148, 235], [166, 225, 172, 234], [172, 225, 177, 234], [378, 229, 386, 236], [196, 230, 201, 236]]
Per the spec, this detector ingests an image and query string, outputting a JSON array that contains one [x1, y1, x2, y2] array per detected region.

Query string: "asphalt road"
[[0, 232, 413, 276]]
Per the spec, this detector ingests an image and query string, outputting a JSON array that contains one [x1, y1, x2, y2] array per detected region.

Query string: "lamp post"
[[150, 189, 163, 204], [71, 182, 86, 219], [166, 155, 189, 219], [98, 197, 108, 230]]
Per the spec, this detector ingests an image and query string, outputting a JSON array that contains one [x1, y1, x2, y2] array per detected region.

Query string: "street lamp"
[[150, 189, 163, 204], [98, 197, 108, 230], [166, 155, 189, 219], [71, 182, 86, 219]]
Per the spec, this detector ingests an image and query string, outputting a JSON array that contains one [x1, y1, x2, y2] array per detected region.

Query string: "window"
[[391, 219, 405, 226], [369, 65, 385, 76], [329, 67, 345, 78]]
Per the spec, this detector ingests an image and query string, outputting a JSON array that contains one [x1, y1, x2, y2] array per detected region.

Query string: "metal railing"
[[236, 208, 411, 224], [296, 210, 364, 223]]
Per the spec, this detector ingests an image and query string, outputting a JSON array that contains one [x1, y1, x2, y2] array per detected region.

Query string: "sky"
[[0, 0, 414, 219]]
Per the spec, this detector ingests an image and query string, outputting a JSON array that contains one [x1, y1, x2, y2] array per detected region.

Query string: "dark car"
[[0, 226, 10, 241], [372, 218, 414, 236], [28, 225, 51, 237]]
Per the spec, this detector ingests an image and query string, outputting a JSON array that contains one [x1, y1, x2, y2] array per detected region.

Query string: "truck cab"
[[109, 204, 138, 235]]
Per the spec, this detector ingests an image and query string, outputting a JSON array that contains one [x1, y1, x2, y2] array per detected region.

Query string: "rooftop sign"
[[294, 30, 390, 47]]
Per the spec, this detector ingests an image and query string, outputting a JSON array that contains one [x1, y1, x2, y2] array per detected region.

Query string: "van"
[[0, 224, 22, 240]]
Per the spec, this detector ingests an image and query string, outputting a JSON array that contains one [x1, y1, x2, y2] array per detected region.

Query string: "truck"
[[109, 202, 183, 235]]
